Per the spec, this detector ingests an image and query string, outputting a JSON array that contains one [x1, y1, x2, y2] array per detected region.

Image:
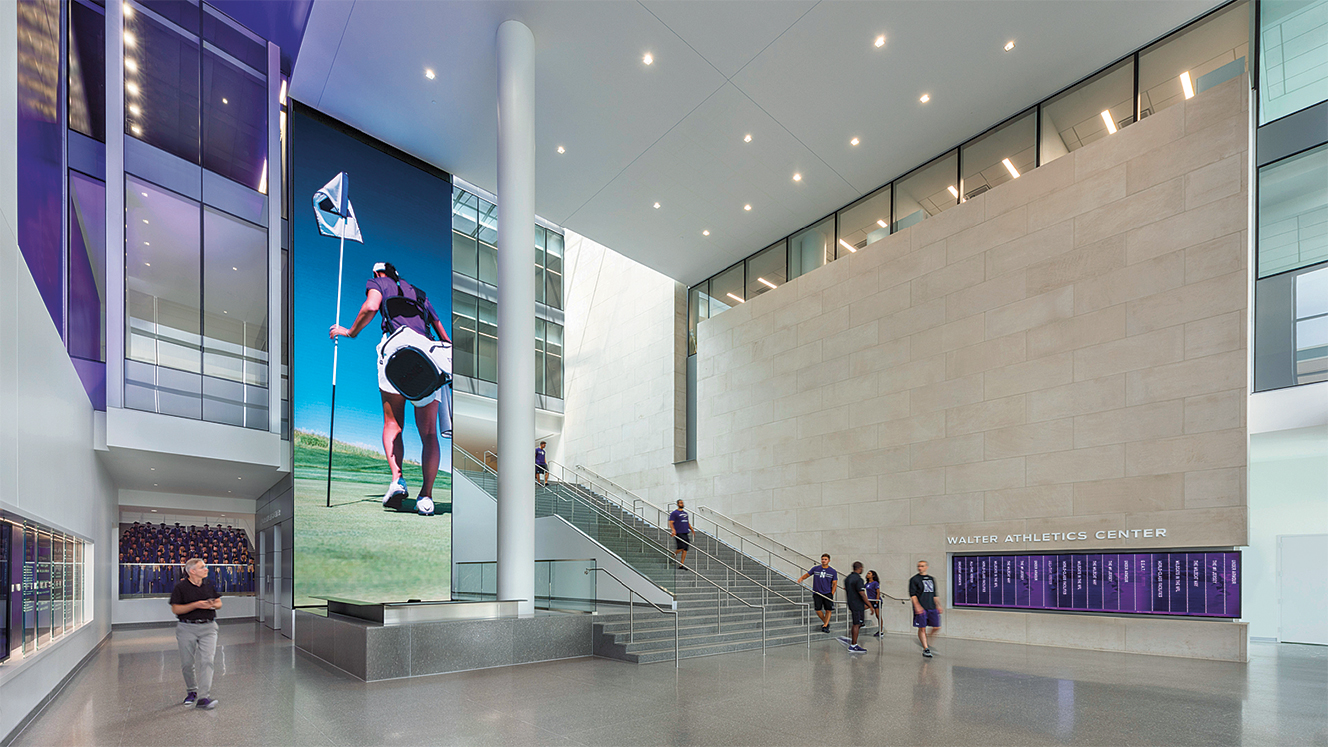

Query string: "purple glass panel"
[[1087, 555, 1103, 610], [1072, 554, 1088, 609], [953, 552, 1240, 618], [1186, 553, 1206, 615], [127, 11, 201, 164], [68, 172, 106, 363], [68, 0, 106, 141], [16, 0, 64, 332], [1016, 556, 1031, 607], [1168, 554, 1187, 613]]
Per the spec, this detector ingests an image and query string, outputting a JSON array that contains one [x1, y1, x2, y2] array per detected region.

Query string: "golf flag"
[[313, 172, 363, 243]]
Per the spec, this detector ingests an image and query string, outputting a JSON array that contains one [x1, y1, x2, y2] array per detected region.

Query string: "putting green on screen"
[[293, 430, 452, 607]]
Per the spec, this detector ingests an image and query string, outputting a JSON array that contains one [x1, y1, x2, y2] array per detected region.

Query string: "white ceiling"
[[292, 0, 1222, 286]]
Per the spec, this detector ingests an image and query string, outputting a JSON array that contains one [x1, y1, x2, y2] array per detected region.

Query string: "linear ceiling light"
[[838, 239, 857, 253], [1002, 158, 1020, 179], [1101, 110, 1117, 134], [758, 277, 778, 289], [1180, 71, 1195, 99], [947, 185, 959, 198], [877, 219, 887, 228], [727, 292, 744, 303]]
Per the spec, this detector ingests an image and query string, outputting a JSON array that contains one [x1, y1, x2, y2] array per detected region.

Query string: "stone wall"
[[564, 76, 1251, 659]]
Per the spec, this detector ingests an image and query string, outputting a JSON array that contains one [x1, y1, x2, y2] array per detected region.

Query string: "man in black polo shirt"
[[169, 558, 222, 709]]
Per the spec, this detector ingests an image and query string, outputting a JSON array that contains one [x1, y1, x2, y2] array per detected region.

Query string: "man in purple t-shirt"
[[330, 262, 452, 516], [797, 554, 839, 633], [668, 500, 691, 566], [535, 441, 549, 486]]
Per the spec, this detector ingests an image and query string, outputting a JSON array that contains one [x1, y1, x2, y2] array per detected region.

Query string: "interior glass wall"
[[1139, 0, 1249, 119], [68, 171, 107, 364], [1040, 58, 1135, 165], [746, 240, 786, 301], [1295, 267, 1328, 384], [0, 517, 91, 665], [710, 263, 744, 312], [962, 111, 1035, 199], [126, 6, 202, 161], [1258, 144, 1328, 278], [687, 281, 710, 356], [837, 185, 892, 255], [1259, 0, 1328, 124], [894, 151, 959, 231], [789, 218, 833, 280]]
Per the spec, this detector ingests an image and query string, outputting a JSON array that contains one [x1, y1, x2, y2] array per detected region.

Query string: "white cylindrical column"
[[496, 19, 537, 617]]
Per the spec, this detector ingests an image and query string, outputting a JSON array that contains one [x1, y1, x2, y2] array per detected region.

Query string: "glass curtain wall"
[[962, 111, 1034, 199], [837, 186, 892, 255], [0, 517, 91, 664], [122, 0, 271, 427], [1139, 1, 1249, 119], [1259, 0, 1328, 124], [789, 218, 833, 280], [746, 240, 786, 301], [1040, 58, 1135, 165], [895, 151, 959, 230], [450, 185, 565, 398]]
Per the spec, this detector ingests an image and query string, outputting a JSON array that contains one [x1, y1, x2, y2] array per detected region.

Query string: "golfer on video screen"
[[330, 262, 451, 516]]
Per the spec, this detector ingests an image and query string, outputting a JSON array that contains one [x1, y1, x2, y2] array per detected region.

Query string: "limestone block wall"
[[563, 76, 1251, 659]]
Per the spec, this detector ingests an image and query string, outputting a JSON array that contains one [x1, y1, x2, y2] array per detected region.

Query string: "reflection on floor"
[[10, 620, 1328, 746]]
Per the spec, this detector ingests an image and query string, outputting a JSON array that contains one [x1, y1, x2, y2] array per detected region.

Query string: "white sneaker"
[[382, 478, 408, 509], [416, 496, 435, 516]]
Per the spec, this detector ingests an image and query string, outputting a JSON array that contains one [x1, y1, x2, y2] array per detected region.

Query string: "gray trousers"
[[176, 621, 218, 698]]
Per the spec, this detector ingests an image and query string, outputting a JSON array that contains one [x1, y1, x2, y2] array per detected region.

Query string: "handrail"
[[692, 505, 817, 566], [586, 566, 680, 669], [575, 464, 663, 515], [458, 447, 802, 650], [546, 462, 808, 612]]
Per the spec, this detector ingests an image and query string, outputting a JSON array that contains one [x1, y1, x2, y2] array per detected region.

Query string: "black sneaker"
[[873, 631, 884, 638], [922, 648, 933, 658], [182, 692, 197, 706], [821, 625, 830, 633], [195, 697, 218, 710]]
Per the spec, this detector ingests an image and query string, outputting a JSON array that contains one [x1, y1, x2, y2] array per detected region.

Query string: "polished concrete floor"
[[9, 620, 1327, 746]]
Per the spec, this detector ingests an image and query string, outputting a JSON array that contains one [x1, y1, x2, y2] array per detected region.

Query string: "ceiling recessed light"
[[125, 32, 136, 47], [237, 477, 242, 480], [126, 82, 139, 96], [425, 68, 436, 80], [743, 204, 752, 211], [556, 145, 565, 154], [143, 242, 149, 246], [125, 58, 137, 72], [726, 292, 744, 303], [702, 230, 710, 236], [744, 133, 752, 143], [1180, 71, 1195, 99], [150, 467, 155, 470], [142, 219, 149, 224], [1002, 158, 1020, 179], [222, 97, 228, 105], [123, 2, 133, 17], [653, 202, 660, 209], [1004, 40, 1015, 52], [643, 53, 653, 65], [223, 310, 228, 313], [144, 262, 150, 266], [1101, 109, 1117, 134], [758, 277, 778, 289], [141, 191, 147, 197], [793, 173, 802, 181], [919, 94, 930, 103], [838, 239, 857, 254], [131, 124, 142, 135], [129, 104, 141, 116], [232, 267, 238, 271], [850, 137, 860, 146], [947, 185, 959, 198], [874, 35, 886, 48]]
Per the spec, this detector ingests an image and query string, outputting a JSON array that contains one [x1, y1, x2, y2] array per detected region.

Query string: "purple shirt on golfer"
[[367, 277, 440, 336], [669, 509, 690, 534], [808, 566, 838, 596]]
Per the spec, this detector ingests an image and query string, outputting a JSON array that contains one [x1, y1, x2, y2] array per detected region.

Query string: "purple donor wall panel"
[[952, 552, 1241, 618]]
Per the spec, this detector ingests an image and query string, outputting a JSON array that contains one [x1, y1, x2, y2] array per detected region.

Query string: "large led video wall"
[[292, 105, 453, 607], [952, 552, 1241, 618]]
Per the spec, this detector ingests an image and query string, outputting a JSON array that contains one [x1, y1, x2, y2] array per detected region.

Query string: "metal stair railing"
[[568, 463, 814, 600], [456, 448, 807, 650], [586, 566, 680, 669], [545, 461, 808, 648]]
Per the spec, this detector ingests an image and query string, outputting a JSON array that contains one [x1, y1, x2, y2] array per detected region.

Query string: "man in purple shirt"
[[797, 554, 839, 633], [668, 500, 691, 566], [535, 441, 549, 486]]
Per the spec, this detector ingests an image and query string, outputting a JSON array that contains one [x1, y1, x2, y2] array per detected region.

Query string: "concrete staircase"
[[456, 465, 834, 663]]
